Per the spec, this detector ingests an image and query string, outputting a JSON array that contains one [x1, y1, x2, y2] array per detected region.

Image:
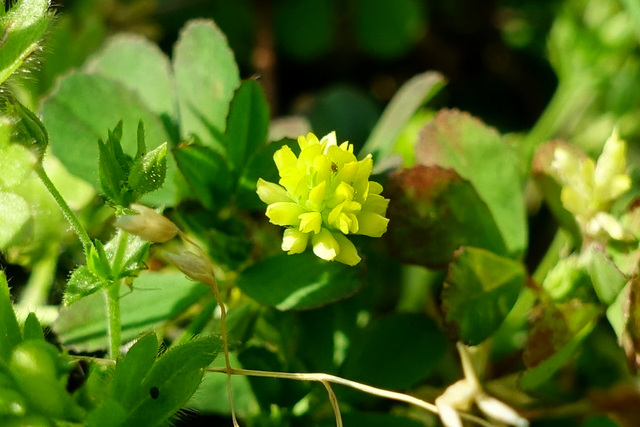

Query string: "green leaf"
[[110, 333, 158, 411], [237, 252, 364, 310], [121, 336, 220, 427], [187, 353, 259, 418], [441, 247, 526, 345], [226, 80, 270, 177], [53, 271, 209, 352], [40, 73, 176, 206], [173, 20, 240, 150], [0, 116, 36, 190], [585, 247, 627, 306], [128, 143, 168, 196], [340, 313, 446, 390], [63, 266, 107, 306], [86, 34, 178, 139], [0, 271, 21, 365], [171, 208, 252, 271], [416, 109, 527, 257], [361, 71, 445, 162], [385, 166, 509, 268], [0, 0, 52, 85], [0, 191, 31, 250], [520, 300, 600, 390], [22, 313, 44, 341], [173, 143, 232, 211], [97, 123, 131, 205]]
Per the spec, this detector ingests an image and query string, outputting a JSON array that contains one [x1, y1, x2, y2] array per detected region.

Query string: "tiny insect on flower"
[[257, 132, 390, 265]]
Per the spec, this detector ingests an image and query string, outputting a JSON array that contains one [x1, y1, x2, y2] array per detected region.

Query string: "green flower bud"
[[4, 97, 48, 162]]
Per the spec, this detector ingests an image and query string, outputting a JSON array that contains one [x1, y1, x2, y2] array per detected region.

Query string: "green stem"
[[104, 281, 122, 359], [35, 164, 93, 253], [111, 230, 129, 277]]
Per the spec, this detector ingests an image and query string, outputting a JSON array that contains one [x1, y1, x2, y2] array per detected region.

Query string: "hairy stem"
[[36, 164, 93, 253], [104, 281, 122, 360]]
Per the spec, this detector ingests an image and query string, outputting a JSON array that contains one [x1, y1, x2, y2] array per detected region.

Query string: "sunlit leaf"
[[53, 272, 209, 352], [173, 20, 240, 151], [361, 71, 445, 163], [238, 252, 363, 310], [416, 109, 527, 257]]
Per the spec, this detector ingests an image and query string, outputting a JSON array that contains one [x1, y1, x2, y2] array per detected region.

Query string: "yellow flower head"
[[257, 132, 390, 265], [551, 129, 632, 240]]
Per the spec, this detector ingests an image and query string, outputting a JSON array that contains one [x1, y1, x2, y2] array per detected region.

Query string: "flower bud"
[[156, 244, 216, 286], [114, 204, 179, 243]]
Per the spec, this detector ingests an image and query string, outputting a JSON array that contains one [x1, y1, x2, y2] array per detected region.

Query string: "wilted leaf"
[[521, 299, 600, 390], [416, 109, 527, 257], [384, 165, 508, 268]]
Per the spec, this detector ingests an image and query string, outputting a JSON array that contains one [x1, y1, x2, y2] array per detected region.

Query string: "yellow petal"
[[356, 211, 389, 237], [282, 228, 309, 254], [299, 211, 322, 234], [274, 146, 298, 176], [363, 193, 389, 216], [312, 228, 340, 261], [256, 179, 290, 204], [334, 182, 354, 203], [266, 202, 305, 226], [307, 181, 327, 210], [333, 232, 361, 266]]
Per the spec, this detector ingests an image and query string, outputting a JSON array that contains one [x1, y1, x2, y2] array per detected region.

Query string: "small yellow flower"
[[551, 129, 632, 241], [257, 132, 389, 265]]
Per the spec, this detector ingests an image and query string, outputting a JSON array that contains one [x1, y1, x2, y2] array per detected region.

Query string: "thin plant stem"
[[321, 380, 343, 427], [206, 367, 496, 427], [180, 232, 239, 427], [104, 280, 122, 360], [35, 164, 93, 253]]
